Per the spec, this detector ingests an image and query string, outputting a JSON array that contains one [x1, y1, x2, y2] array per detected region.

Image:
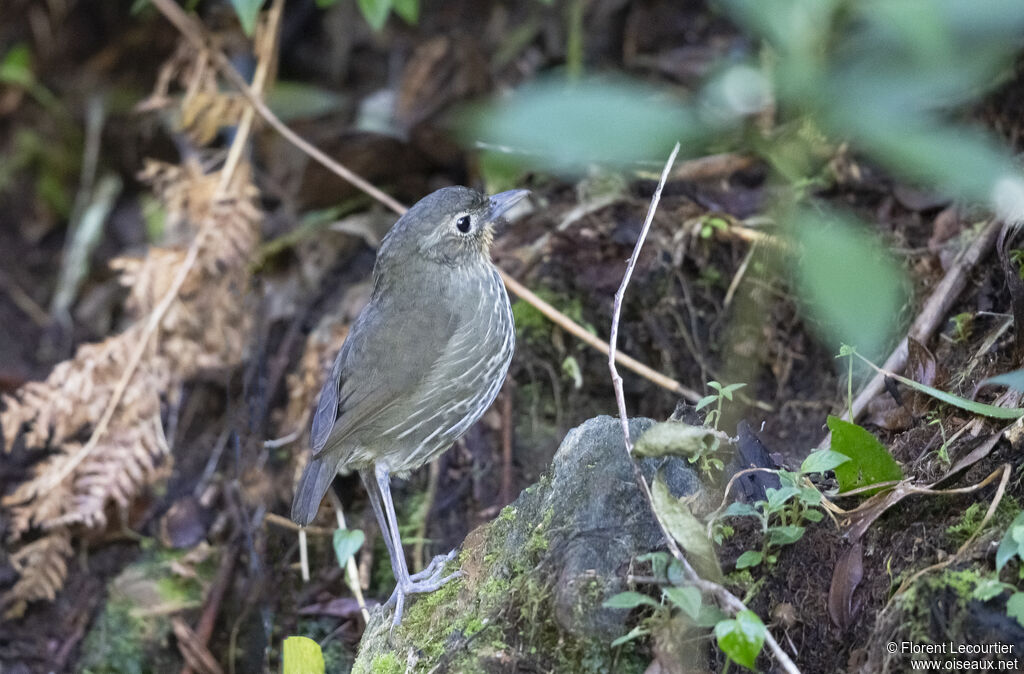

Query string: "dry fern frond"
[[0, 158, 261, 609], [2, 529, 72, 619]]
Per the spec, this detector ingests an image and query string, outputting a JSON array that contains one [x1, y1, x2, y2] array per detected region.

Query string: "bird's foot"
[[386, 550, 461, 628]]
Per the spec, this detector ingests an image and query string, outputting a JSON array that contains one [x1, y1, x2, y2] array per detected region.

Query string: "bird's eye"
[[455, 215, 471, 233]]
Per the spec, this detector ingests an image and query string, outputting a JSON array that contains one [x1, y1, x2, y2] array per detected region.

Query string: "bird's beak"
[[487, 189, 531, 222]]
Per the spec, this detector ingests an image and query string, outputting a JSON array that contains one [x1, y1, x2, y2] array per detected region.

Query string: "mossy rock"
[[353, 415, 705, 672]]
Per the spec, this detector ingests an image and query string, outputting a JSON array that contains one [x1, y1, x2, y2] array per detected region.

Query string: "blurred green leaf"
[[332, 529, 364, 568], [463, 77, 703, 171], [610, 625, 649, 647], [983, 369, 1024, 393], [714, 609, 766, 670], [996, 512, 1024, 572], [230, 0, 263, 36], [282, 636, 324, 674], [392, 0, 419, 24], [357, 0, 392, 30], [651, 475, 723, 582], [790, 208, 906, 360], [1007, 592, 1024, 628], [268, 81, 347, 122], [0, 44, 34, 88], [634, 422, 718, 459], [603, 591, 659, 609], [827, 416, 903, 494], [663, 586, 702, 620]]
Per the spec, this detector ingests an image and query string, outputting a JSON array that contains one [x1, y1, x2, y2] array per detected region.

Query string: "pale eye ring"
[[455, 215, 471, 233]]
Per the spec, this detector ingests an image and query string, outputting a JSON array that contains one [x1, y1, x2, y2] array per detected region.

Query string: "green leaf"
[[800, 448, 851, 474], [828, 416, 903, 494], [1007, 592, 1024, 629], [391, 0, 419, 24], [282, 636, 324, 674], [723, 502, 760, 518], [0, 44, 34, 88], [357, 0, 392, 30], [996, 513, 1024, 572], [634, 422, 718, 458], [603, 591, 659, 609], [663, 586, 702, 620], [767, 525, 805, 546], [230, 0, 263, 36], [462, 77, 703, 172], [764, 486, 801, 511], [803, 509, 824, 523], [790, 208, 907, 361], [315, 0, 341, 6], [735, 550, 764, 569], [638, 551, 671, 580], [695, 604, 730, 628], [971, 577, 1008, 602], [268, 81, 348, 122], [651, 475, 723, 582], [332, 528, 365, 568], [798, 486, 822, 506], [695, 394, 718, 411], [611, 625, 649, 647], [714, 610, 766, 670], [984, 369, 1024, 392], [861, 359, 1024, 420]]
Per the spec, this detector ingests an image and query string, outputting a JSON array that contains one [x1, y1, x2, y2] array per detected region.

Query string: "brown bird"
[[291, 186, 528, 625]]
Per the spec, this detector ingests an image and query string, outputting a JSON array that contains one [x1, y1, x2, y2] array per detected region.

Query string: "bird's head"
[[379, 186, 530, 268]]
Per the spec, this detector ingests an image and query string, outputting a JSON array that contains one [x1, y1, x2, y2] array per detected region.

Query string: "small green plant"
[[719, 448, 847, 570], [721, 471, 823, 569], [925, 412, 952, 467], [699, 214, 730, 239], [696, 381, 746, 431], [950, 312, 974, 343], [603, 552, 768, 669]]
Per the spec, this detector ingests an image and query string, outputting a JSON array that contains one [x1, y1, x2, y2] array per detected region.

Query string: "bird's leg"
[[374, 464, 461, 627], [359, 470, 398, 568]]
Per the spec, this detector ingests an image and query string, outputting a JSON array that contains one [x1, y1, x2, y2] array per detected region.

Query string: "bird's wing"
[[310, 294, 458, 459]]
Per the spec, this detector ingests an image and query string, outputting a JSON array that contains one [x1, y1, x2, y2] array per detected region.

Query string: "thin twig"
[[328, 490, 371, 624], [263, 511, 334, 536], [608, 143, 801, 674], [148, 0, 696, 403], [611, 142, 681, 448], [180, 545, 238, 674]]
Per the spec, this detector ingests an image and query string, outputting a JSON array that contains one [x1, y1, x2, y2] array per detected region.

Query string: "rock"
[[352, 415, 706, 673]]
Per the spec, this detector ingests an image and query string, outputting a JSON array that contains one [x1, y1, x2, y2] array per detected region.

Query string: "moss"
[[512, 287, 589, 345], [946, 496, 1021, 545], [80, 599, 148, 674], [367, 652, 403, 674]]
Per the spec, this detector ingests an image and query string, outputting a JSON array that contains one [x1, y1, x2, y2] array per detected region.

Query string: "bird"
[[291, 185, 528, 626]]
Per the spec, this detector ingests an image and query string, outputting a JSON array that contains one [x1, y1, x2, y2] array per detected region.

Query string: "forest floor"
[[2, 1, 1024, 672]]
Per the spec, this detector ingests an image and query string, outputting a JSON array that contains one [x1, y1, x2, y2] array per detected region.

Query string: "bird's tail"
[[291, 457, 338, 526]]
